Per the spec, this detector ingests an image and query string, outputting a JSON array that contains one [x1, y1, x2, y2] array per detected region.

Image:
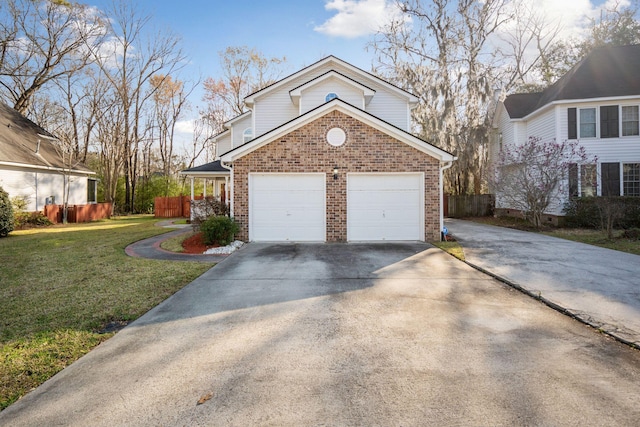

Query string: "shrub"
[[191, 197, 230, 230], [10, 196, 53, 229], [565, 197, 640, 230], [200, 216, 239, 246], [0, 186, 14, 237], [622, 228, 640, 240]]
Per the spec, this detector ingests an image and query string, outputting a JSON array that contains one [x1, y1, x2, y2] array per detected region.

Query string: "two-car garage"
[[249, 173, 424, 242]]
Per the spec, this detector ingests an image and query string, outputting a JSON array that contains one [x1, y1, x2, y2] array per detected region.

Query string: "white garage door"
[[347, 173, 423, 241], [250, 173, 325, 241]]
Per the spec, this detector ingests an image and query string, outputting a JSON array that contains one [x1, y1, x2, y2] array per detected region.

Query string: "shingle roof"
[[181, 159, 229, 174], [504, 44, 640, 119], [0, 102, 92, 173]]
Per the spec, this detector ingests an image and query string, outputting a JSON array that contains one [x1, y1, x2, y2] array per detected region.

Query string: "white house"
[[182, 56, 456, 242], [492, 44, 640, 217], [0, 102, 96, 212]]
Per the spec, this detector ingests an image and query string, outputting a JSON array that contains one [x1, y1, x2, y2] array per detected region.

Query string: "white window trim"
[[621, 104, 640, 137], [578, 107, 597, 139], [242, 127, 252, 143]]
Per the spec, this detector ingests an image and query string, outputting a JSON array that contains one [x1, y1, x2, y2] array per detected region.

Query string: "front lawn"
[[0, 216, 214, 410]]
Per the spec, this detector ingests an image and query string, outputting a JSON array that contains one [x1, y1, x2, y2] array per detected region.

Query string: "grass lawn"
[[0, 216, 215, 411]]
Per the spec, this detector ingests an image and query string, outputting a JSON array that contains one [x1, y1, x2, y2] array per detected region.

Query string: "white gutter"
[[0, 160, 95, 175], [439, 159, 455, 240], [220, 160, 233, 216]]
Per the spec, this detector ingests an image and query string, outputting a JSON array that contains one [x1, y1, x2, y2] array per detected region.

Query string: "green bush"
[[200, 216, 239, 246], [0, 186, 14, 237], [564, 197, 640, 229], [622, 228, 640, 240]]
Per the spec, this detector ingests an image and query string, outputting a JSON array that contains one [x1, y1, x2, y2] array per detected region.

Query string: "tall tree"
[[149, 74, 191, 195], [202, 46, 286, 133], [372, 0, 511, 194], [0, 0, 106, 113], [89, 0, 185, 213]]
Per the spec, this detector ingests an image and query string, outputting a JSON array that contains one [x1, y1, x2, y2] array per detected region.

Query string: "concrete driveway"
[[2, 243, 640, 426], [447, 218, 640, 347]]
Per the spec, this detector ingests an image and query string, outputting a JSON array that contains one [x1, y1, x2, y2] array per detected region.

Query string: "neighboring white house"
[[0, 102, 96, 212], [182, 56, 456, 242], [492, 44, 640, 217]]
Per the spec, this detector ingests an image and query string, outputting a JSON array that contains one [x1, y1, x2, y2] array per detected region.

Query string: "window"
[[581, 164, 597, 197], [243, 127, 252, 143], [579, 108, 596, 138], [623, 163, 640, 196], [622, 106, 639, 136], [600, 105, 619, 138], [87, 179, 97, 203], [325, 92, 338, 102], [601, 163, 621, 196], [568, 163, 578, 197]]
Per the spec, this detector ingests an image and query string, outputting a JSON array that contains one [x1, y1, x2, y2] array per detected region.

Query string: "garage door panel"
[[347, 174, 423, 241], [250, 174, 325, 242]]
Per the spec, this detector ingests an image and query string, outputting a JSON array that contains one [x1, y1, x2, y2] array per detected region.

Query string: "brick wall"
[[233, 110, 441, 241]]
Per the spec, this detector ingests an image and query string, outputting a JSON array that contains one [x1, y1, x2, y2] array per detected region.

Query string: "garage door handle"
[[382, 210, 385, 218]]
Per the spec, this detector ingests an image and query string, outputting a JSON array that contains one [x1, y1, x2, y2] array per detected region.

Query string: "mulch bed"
[[181, 232, 219, 254]]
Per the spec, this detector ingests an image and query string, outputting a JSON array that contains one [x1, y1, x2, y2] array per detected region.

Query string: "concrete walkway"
[[124, 220, 226, 262], [446, 218, 640, 347]]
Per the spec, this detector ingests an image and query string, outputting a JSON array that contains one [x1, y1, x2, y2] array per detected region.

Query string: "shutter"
[[600, 106, 619, 138], [568, 108, 577, 140], [601, 163, 621, 196]]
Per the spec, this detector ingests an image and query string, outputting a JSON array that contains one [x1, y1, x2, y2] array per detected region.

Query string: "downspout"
[[439, 159, 455, 240], [220, 160, 233, 217]]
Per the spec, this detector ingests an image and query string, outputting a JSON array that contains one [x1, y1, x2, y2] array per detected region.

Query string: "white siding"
[[365, 90, 410, 131], [299, 78, 365, 114], [216, 134, 232, 158], [0, 166, 88, 211], [526, 108, 556, 142], [252, 61, 413, 134], [230, 114, 253, 148], [558, 100, 640, 163]]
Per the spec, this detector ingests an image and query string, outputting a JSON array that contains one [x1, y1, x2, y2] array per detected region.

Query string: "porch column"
[[190, 177, 195, 221]]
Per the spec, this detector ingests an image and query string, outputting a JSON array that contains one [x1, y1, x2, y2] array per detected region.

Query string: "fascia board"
[[221, 100, 454, 163], [289, 71, 376, 98]]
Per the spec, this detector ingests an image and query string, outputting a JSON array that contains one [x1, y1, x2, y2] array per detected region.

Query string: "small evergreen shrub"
[[200, 216, 239, 246], [0, 186, 14, 237]]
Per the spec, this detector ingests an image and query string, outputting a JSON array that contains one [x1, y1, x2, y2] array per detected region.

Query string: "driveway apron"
[[447, 218, 640, 347], [1, 243, 640, 426]]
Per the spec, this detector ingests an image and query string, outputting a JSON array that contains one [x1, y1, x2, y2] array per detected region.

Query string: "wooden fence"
[[44, 203, 113, 224], [445, 194, 494, 218], [154, 195, 192, 218]]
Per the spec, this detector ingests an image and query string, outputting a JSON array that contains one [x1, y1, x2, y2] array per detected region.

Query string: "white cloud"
[[175, 119, 195, 135], [314, 0, 406, 38]]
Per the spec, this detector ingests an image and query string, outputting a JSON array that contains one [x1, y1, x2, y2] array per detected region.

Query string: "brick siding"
[[232, 110, 441, 241]]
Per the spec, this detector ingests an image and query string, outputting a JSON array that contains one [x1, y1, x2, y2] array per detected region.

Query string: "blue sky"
[[81, 0, 619, 142]]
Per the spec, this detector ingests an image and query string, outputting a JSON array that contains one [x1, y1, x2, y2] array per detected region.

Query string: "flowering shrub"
[[492, 137, 593, 228]]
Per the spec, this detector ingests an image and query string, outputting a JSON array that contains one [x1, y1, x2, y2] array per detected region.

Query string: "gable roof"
[[220, 98, 454, 163], [244, 55, 418, 107], [0, 102, 93, 173], [289, 70, 376, 105], [504, 44, 640, 119]]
